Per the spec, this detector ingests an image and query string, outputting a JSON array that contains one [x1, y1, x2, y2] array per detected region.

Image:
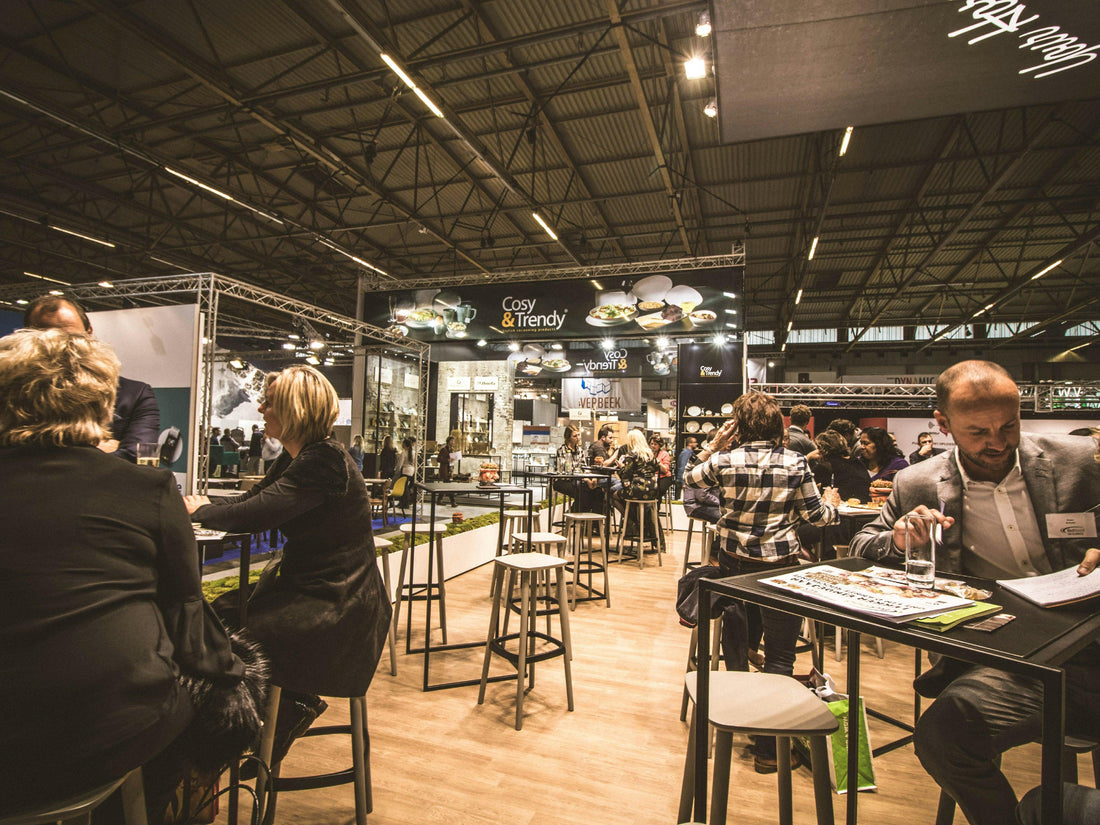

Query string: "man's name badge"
[[1045, 513, 1098, 539]]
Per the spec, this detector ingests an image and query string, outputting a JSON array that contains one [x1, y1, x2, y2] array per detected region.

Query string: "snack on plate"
[[937, 579, 993, 601], [846, 497, 861, 506], [869, 479, 894, 502]]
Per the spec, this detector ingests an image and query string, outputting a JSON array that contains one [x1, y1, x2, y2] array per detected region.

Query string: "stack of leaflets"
[[997, 564, 1100, 607], [762, 565, 974, 623]]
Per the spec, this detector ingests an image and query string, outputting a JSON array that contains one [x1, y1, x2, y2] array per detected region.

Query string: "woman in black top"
[[378, 434, 397, 479], [811, 429, 872, 502], [185, 366, 391, 759], [0, 329, 255, 819], [611, 429, 660, 513]]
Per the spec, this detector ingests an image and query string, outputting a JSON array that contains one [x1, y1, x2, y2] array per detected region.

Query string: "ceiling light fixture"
[[48, 289, 64, 296], [23, 270, 68, 285], [477, 339, 487, 347], [703, 98, 718, 118], [656, 336, 670, 349], [839, 126, 854, 157], [724, 308, 737, 315], [786, 320, 794, 332], [590, 279, 603, 291], [317, 238, 388, 276], [695, 11, 712, 37], [550, 343, 563, 351], [684, 56, 707, 79], [532, 212, 558, 241], [807, 236, 819, 260], [712, 333, 726, 345], [380, 53, 443, 117], [282, 342, 296, 350], [723, 291, 737, 299], [1031, 259, 1063, 281], [795, 288, 804, 305], [164, 166, 232, 200], [51, 225, 115, 248], [601, 338, 614, 349], [305, 355, 321, 365], [228, 358, 245, 369], [508, 342, 520, 352], [16, 299, 28, 305], [98, 281, 114, 288], [781, 342, 787, 352]]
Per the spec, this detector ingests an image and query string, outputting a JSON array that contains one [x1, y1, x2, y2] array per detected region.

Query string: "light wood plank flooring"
[[214, 530, 1070, 825]]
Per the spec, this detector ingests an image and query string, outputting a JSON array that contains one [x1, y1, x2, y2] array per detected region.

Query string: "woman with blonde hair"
[[611, 428, 660, 513], [0, 329, 262, 820], [185, 365, 391, 765]]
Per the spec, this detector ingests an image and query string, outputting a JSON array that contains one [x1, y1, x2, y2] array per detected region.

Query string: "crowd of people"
[[2, 293, 1097, 825]]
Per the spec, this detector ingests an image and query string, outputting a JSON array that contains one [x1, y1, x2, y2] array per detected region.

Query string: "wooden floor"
[[214, 530, 1063, 825]]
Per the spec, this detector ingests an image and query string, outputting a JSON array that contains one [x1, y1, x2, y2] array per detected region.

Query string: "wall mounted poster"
[[371, 267, 743, 344]]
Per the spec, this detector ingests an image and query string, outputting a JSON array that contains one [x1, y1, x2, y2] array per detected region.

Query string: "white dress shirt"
[[955, 448, 1050, 579]]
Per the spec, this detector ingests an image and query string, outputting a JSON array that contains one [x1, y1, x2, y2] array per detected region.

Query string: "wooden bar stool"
[[499, 509, 536, 557], [563, 512, 610, 609], [255, 687, 370, 825], [394, 521, 450, 647], [478, 551, 575, 730], [617, 498, 664, 569], [681, 516, 715, 575], [373, 536, 399, 676], [0, 768, 147, 825], [678, 671, 837, 825]]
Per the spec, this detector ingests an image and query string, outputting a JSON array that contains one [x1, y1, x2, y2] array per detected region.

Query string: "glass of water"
[[136, 442, 160, 467], [904, 513, 937, 589]]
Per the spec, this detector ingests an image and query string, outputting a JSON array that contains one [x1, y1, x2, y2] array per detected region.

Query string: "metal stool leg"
[[681, 517, 695, 575]]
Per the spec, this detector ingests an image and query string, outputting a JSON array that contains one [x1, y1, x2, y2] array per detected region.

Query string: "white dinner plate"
[[700, 422, 715, 434], [684, 420, 700, 433], [686, 405, 702, 417], [720, 402, 733, 414]]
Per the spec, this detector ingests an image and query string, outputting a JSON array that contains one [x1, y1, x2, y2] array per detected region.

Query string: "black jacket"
[[194, 438, 391, 697], [113, 375, 160, 462], [0, 445, 242, 805]]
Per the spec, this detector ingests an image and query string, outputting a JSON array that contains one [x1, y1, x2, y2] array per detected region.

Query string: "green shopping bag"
[[824, 697, 876, 794]]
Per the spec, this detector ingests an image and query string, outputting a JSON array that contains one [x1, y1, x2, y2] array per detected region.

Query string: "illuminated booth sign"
[[370, 267, 744, 344]]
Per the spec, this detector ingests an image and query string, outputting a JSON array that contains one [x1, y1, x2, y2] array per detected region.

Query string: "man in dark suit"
[[851, 360, 1100, 825], [24, 295, 160, 462], [908, 431, 946, 464]]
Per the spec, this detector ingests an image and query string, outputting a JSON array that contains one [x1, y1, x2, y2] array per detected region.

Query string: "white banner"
[[561, 377, 642, 413]]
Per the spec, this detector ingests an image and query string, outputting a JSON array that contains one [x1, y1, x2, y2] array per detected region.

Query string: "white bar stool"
[[681, 515, 715, 575], [678, 671, 837, 825]]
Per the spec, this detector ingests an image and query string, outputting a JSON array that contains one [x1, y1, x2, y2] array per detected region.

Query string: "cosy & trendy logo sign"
[[499, 297, 568, 333]]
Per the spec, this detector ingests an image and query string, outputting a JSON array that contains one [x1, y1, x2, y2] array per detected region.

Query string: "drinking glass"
[[904, 513, 937, 589], [136, 442, 160, 468]]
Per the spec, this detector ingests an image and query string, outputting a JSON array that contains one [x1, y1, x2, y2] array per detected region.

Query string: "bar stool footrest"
[[488, 631, 567, 666]]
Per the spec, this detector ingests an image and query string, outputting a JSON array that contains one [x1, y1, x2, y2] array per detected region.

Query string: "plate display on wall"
[[685, 405, 702, 417], [720, 403, 733, 414], [701, 422, 715, 434], [684, 420, 701, 433]]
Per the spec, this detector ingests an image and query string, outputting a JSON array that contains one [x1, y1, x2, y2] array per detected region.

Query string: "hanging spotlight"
[[282, 342, 296, 350], [696, 11, 712, 37], [305, 355, 321, 365], [684, 56, 707, 79], [703, 98, 718, 118], [228, 357, 245, 370], [601, 338, 615, 349], [364, 139, 378, 165]]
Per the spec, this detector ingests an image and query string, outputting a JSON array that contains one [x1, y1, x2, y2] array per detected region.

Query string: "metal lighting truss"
[[0, 273, 428, 490], [386, 249, 746, 290], [754, 382, 1100, 413]]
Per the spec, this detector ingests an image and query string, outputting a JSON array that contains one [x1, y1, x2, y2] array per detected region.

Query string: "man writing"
[[24, 295, 160, 463], [908, 431, 945, 464], [851, 360, 1100, 825]]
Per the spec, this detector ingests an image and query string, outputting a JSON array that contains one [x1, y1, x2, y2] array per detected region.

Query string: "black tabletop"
[[703, 556, 1100, 670], [415, 481, 530, 493]]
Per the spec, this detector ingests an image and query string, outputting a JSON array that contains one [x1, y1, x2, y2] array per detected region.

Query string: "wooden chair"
[[369, 478, 392, 527]]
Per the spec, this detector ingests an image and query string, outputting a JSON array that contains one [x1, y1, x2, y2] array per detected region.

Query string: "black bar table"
[[693, 556, 1100, 825], [409, 481, 534, 692]]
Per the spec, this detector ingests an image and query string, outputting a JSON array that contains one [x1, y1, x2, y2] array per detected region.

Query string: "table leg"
[[1040, 667, 1065, 825], [693, 579, 712, 822], [422, 493, 438, 692], [846, 631, 860, 825]]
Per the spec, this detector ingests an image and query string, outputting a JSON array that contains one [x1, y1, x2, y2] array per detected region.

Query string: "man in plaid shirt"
[[684, 391, 839, 772]]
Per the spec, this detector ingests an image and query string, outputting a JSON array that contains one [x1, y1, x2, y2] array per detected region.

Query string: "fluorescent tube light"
[[532, 212, 558, 241], [1031, 259, 1062, 281], [786, 320, 793, 332], [23, 271, 69, 285], [164, 167, 233, 200], [380, 54, 416, 89], [795, 289, 803, 305], [807, 236, 819, 260], [413, 86, 444, 117], [839, 126, 854, 157], [51, 225, 116, 248]]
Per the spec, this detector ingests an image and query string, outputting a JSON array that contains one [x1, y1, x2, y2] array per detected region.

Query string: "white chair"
[[0, 768, 147, 825]]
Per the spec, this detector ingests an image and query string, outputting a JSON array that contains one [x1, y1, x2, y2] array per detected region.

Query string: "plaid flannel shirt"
[[683, 440, 837, 562]]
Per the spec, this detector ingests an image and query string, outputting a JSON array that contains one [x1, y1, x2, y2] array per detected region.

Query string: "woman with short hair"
[[0, 329, 261, 819], [185, 365, 391, 763]]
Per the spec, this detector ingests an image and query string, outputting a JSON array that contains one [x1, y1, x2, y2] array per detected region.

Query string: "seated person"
[[682, 483, 721, 524], [611, 429, 660, 514], [554, 426, 603, 513], [850, 360, 1100, 825], [858, 425, 908, 488], [0, 329, 262, 821], [185, 366, 393, 766]]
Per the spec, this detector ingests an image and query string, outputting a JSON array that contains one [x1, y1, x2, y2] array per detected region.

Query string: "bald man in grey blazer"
[[851, 360, 1100, 825]]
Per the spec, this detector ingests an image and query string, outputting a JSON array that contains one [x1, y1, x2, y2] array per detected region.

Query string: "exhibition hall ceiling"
[[0, 0, 1097, 350]]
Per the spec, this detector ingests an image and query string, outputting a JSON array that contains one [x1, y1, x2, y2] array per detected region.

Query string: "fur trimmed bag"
[[179, 631, 270, 773]]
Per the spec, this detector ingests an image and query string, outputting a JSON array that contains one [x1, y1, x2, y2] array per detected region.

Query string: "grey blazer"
[[850, 433, 1100, 575]]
